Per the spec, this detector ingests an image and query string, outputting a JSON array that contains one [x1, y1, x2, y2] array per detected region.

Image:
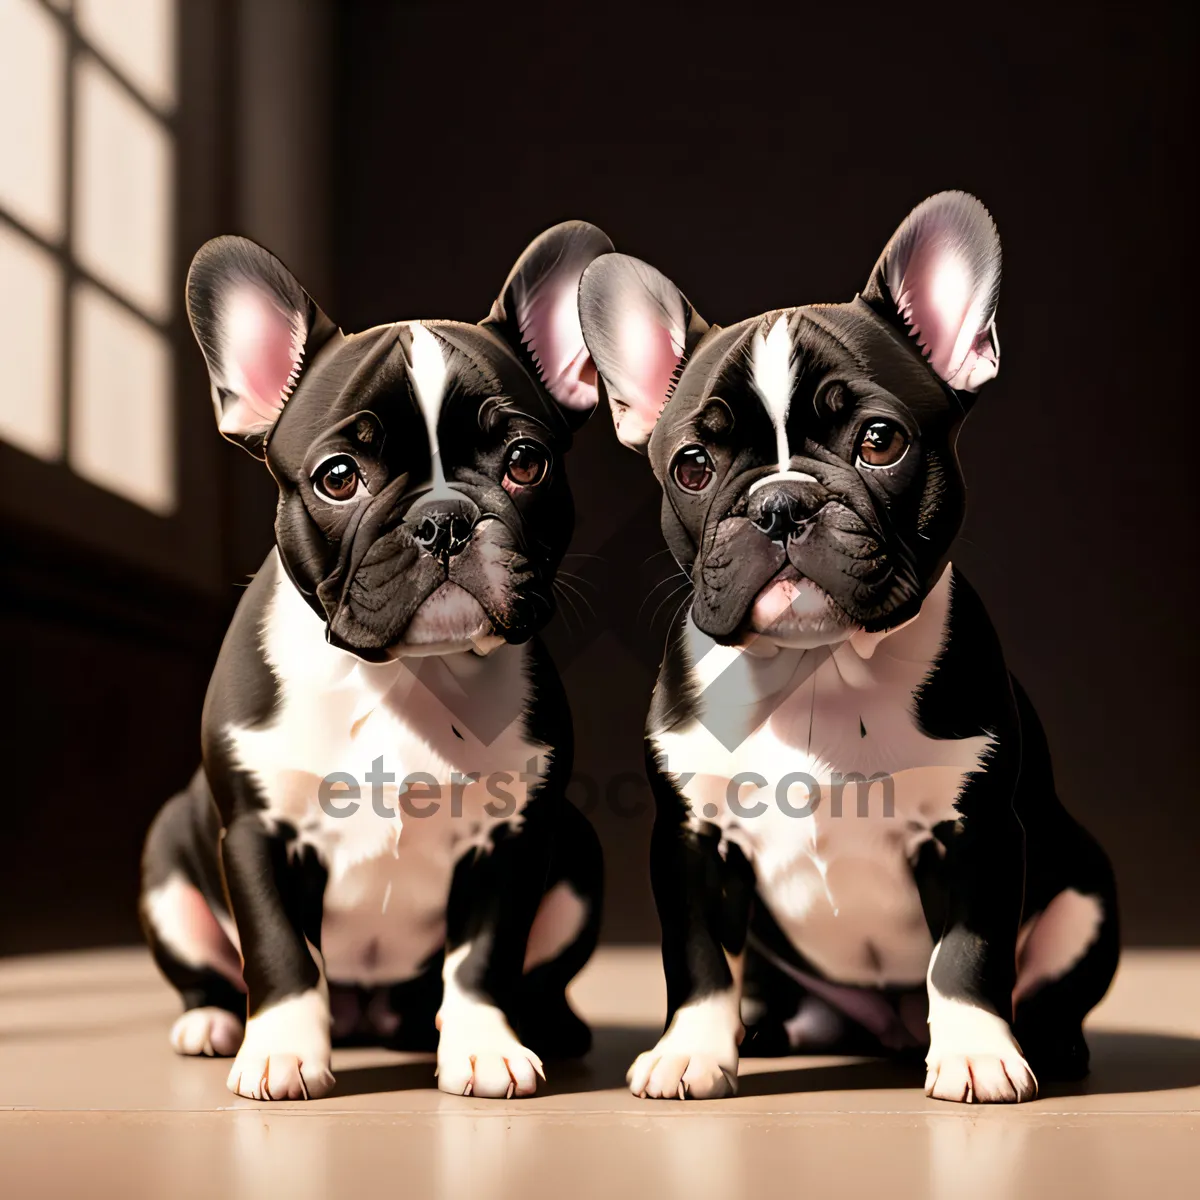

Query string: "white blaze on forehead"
[[751, 313, 795, 470], [408, 321, 448, 481]]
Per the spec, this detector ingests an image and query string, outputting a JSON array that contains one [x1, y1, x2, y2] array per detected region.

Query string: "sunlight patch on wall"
[[70, 282, 174, 515], [0, 223, 63, 460]]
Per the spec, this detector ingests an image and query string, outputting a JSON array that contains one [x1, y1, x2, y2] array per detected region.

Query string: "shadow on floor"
[[308, 1026, 1200, 1101], [332, 1059, 437, 1097], [538, 1026, 662, 1095], [330, 1026, 660, 1098], [738, 1029, 1200, 1100], [1042, 1030, 1200, 1098], [737, 1056, 925, 1097]]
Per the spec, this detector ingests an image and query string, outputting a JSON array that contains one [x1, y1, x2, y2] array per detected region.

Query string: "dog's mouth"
[[691, 492, 924, 645], [743, 565, 858, 648], [391, 581, 502, 657], [320, 515, 546, 660]]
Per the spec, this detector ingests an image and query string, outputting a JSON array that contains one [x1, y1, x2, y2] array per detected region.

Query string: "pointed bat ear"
[[186, 236, 338, 457], [861, 191, 1001, 393], [578, 253, 709, 452], [481, 220, 614, 428]]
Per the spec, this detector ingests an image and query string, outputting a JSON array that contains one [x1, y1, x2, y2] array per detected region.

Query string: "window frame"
[[0, 0, 229, 596]]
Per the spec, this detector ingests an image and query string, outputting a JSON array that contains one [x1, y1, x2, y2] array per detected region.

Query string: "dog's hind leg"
[[141, 770, 246, 1057], [514, 799, 604, 1061], [1009, 681, 1119, 1081], [1013, 816, 1118, 1081]]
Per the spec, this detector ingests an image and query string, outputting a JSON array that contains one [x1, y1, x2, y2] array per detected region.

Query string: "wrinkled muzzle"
[[689, 469, 922, 642], [318, 480, 550, 659]]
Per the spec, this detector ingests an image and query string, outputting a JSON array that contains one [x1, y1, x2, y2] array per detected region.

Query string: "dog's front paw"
[[170, 1007, 243, 1057], [228, 1050, 335, 1101], [627, 1041, 738, 1100], [628, 991, 742, 1100], [436, 1040, 545, 1099], [436, 1012, 545, 1098], [925, 1050, 1037, 1103], [926, 1005, 1037, 1103], [225, 989, 334, 1101]]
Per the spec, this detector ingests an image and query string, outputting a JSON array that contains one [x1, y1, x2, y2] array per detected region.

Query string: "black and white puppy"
[[578, 193, 1118, 1103], [141, 222, 609, 1101]]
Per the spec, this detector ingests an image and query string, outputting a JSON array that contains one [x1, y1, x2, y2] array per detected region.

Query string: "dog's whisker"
[[551, 579, 585, 634], [665, 590, 693, 634], [637, 571, 688, 620], [556, 569, 599, 595], [555, 584, 595, 624], [649, 581, 693, 630], [555, 577, 597, 620]]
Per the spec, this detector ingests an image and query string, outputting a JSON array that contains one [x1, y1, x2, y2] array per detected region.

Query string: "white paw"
[[437, 944, 547, 1098], [170, 1007, 243, 1057], [436, 1042, 545, 1099], [227, 1051, 335, 1101], [628, 988, 741, 1100], [925, 1001, 1037, 1103], [225, 989, 333, 1101], [436, 1005, 544, 1098], [627, 1042, 738, 1100], [925, 1049, 1037, 1103]]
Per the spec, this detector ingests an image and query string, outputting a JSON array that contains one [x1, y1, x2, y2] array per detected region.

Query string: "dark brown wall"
[[0, 0, 332, 954], [2, 0, 1194, 954], [331, 0, 1198, 944]]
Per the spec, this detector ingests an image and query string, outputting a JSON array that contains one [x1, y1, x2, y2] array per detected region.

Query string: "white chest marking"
[[224, 557, 548, 985], [653, 566, 992, 987]]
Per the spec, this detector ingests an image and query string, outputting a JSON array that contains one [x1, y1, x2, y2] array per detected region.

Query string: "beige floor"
[[1, 947, 1197, 1200]]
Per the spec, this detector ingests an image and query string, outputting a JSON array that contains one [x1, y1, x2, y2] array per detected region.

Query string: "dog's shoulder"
[[201, 549, 286, 778], [912, 565, 1014, 744]]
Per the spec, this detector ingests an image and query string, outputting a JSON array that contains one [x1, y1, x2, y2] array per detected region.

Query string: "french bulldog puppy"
[[141, 222, 609, 1101], [578, 193, 1117, 1103]]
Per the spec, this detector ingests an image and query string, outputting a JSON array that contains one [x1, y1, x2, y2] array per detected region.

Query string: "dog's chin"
[[743, 569, 858, 650], [388, 582, 503, 659]]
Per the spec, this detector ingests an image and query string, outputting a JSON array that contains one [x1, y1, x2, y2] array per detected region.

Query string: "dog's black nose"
[[748, 481, 827, 542], [751, 491, 802, 541], [408, 495, 480, 560]]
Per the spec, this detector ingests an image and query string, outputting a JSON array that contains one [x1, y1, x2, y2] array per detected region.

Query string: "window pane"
[[0, 0, 66, 240], [70, 283, 174, 514], [75, 0, 176, 112], [0, 224, 62, 460], [74, 55, 173, 322]]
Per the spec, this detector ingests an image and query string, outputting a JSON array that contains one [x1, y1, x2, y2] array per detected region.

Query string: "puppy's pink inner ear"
[[895, 246, 975, 378], [219, 285, 305, 431], [881, 193, 1001, 393], [951, 323, 999, 392], [611, 310, 684, 441], [521, 277, 598, 413]]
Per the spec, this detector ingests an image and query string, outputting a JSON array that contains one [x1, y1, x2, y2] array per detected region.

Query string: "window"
[[0, 0, 176, 515]]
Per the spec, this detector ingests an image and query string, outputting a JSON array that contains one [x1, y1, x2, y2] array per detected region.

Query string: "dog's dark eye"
[[856, 420, 909, 468], [505, 439, 550, 487], [671, 444, 715, 492], [313, 455, 363, 502]]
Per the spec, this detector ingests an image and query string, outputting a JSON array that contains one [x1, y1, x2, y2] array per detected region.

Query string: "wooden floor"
[[1, 946, 1198, 1199]]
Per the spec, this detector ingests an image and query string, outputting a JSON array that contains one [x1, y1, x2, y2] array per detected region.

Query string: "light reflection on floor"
[[1, 947, 1197, 1199]]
